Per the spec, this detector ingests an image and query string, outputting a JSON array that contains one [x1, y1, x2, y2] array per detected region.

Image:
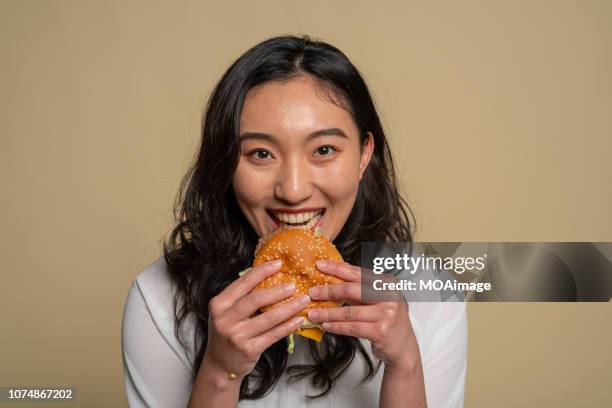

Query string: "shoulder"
[[122, 256, 198, 368], [133, 256, 176, 313], [406, 300, 468, 407], [407, 300, 468, 363], [124, 256, 177, 329], [121, 257, 197, 407]]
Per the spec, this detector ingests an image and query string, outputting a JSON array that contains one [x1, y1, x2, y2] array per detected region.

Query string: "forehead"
[[240, 76, 358, 138]]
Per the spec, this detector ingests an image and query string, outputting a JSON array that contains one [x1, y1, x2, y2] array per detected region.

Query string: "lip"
[[266, 208, 326, 231], [268, 207, 325, 214], [313, 210, 324, 229], [267, 210, 281, 229]]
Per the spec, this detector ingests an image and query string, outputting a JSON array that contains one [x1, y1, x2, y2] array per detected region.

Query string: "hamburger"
[[244, 226, 345, 350]]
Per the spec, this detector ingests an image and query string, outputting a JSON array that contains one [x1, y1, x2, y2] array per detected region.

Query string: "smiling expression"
[[232, 75, 374, 242]]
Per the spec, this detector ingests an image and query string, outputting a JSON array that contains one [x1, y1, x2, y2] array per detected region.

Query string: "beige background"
[[1, 0, 610, 407]]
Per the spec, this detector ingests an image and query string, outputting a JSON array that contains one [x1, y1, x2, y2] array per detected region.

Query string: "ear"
[[359, 132, 375, 181]]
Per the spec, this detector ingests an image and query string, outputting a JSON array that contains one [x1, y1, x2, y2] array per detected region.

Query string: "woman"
[[122, 35, 467, 407]]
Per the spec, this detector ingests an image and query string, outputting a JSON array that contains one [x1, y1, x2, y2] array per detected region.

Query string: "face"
[[232, 75, 374, 242]]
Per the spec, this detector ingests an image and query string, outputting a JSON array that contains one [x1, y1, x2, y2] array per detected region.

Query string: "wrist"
[[200, 355, 242, 391], [384, 355, 422, 377], [188, 355, 242, 408]]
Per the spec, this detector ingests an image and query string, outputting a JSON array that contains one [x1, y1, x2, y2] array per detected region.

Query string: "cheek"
[[314, 157, 361, 202], [232, 163, 268, 207]]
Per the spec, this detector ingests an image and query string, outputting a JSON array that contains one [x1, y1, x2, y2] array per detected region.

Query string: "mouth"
[[267, 208, 325, 231]]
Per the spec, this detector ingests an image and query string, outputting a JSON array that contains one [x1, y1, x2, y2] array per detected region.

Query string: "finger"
[[320, 321, 374, 339], [230, 282, 299, 321], [315, 260, 361, 283], [214, 260, 282, 312], [241, 294, 311, 338], [307, 305, 380, 323], [250, 315, 306, 352], [308, 282, 363, 304]]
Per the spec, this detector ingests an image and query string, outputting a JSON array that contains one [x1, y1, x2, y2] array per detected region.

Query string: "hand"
[[307, 260, 420, 373], [203, 260, 311, 380]]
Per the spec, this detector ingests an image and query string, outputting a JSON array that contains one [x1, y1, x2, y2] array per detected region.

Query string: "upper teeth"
[[273, 210, 322, 224]]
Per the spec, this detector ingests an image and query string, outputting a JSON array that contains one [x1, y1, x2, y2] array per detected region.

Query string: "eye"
[[247, 149, 274, 162], [314, 145, 338, 157]]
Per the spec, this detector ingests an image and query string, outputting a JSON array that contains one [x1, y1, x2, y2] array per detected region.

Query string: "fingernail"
[[308, 310, 318, 320], [299, 295, 311, 305], [316, 260, 327, 269], [283, 283, 295, 292], [292, 316, 305, 325], [308, 287, 319, 298], [268, 259, 282, 268], [322, 322, 330, 330]]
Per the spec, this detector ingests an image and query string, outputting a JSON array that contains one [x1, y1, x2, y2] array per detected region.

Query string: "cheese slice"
[[296, 327, 324, 342]]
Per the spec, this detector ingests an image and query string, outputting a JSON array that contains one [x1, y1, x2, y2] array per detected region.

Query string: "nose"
[[274, 155, 314, 204]]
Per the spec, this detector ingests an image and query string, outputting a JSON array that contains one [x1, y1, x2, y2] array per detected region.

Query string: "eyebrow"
[[239, 127, 349, 143]]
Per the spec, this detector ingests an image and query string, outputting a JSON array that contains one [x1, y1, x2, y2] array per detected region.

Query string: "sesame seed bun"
[[252, 228, 345, 342]]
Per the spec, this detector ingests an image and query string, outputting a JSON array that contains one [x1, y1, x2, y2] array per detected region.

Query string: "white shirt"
[[121, 256, 468, 408]]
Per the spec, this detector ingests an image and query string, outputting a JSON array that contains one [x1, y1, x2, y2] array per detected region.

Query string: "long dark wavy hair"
[[163, 34, 415, 401]]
